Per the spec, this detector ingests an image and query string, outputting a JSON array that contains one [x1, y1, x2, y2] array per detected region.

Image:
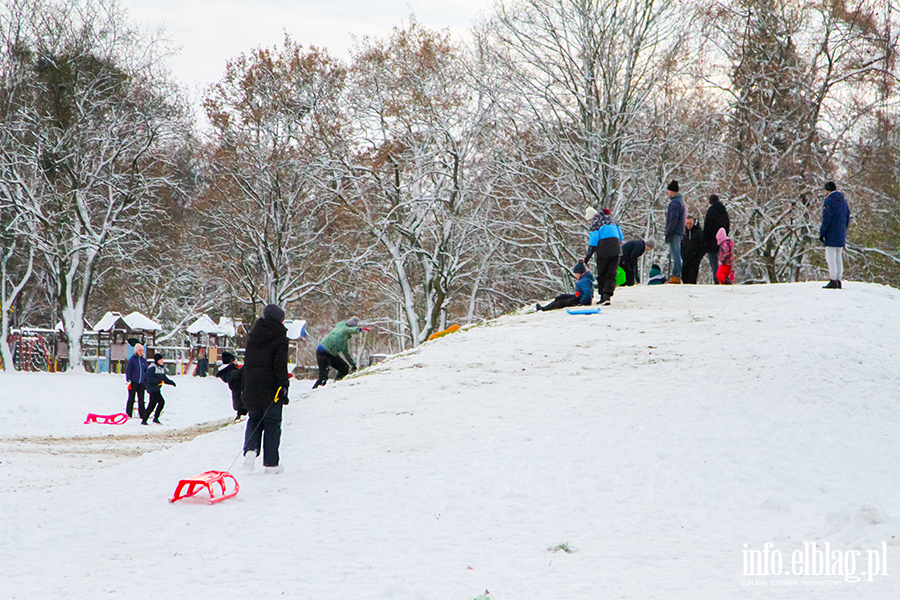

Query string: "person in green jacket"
[[313, 317, 368, 389]]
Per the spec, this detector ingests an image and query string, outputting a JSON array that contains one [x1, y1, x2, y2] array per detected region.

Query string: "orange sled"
[[170, 471, 239, 504], [84, 413, 129, 425]]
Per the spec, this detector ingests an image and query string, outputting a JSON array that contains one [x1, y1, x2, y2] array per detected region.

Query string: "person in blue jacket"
[[536, 260, 595, 311], [664, 180, 686, 283], [124, 343, 148, 420], [584, 207, 623, 305], [820, 181, 851, 289]]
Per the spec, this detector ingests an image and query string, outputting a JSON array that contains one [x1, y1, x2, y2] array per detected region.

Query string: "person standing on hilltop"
[[702, 194, 730, 284], [584, 207, 623, 305], [664, 181, 686, 284], [819, 181, 851, 289]]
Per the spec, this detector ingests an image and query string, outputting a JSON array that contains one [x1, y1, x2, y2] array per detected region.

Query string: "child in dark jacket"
[[216, 351, 246, 421], [144, 353, 176, 425], [536, 260, 595, 311]]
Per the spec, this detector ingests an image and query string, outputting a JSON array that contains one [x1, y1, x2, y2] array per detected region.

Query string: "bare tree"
[[199, 35, 345, 313], [335, 19, 495, 346], [0, 0, 191, 369]]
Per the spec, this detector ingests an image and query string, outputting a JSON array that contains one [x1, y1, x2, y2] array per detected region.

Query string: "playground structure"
[[185, 315, 243, 376], [89, 311, 162, 373], [6, 328, 61, 372]]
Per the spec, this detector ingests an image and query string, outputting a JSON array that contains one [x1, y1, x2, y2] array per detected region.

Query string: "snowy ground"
[[1, 282, 898, 599]]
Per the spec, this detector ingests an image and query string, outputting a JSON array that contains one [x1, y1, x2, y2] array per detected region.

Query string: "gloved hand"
[[127, 383, 131, 390], [819, 235, 825, 244], [170, 381, 177, 387], [349, 365, 358, 373]]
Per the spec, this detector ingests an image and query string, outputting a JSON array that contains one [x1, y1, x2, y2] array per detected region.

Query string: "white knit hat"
[[584, 206, 597, 220]]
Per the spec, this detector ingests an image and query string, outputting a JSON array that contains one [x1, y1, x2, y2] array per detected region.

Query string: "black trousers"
[[682, 252, 703, 284], [541, 294, 581, 311], [244, 402, 283, 467], [620, 257, 639, 286], [596, 255, 620, 299], [126, 383, 146, 419], [316, 348, 350, 384], [145, 389, 165, 422]]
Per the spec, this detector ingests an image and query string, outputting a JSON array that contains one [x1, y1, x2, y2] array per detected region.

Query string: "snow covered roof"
[[285, 320, 308, 340], [186, 315, 218, 334], [217, 317, 237, 338], [186, 315, 239, 337], [93, 311, 161, 332]]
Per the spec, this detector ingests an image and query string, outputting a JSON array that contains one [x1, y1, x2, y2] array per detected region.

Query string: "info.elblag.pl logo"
[[741, 541, 890, 586]]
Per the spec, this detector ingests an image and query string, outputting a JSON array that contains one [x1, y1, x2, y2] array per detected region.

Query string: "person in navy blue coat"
[[124, 343, 148, 420], [619, 238, 656, 286], [536, 260, 595, 311], [144, 353, 176, 425], [664, 181, 686, 283], [820, 181, 851, 289]]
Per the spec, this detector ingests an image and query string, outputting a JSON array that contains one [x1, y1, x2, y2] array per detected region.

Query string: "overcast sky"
[[120, 0, 490, 96]]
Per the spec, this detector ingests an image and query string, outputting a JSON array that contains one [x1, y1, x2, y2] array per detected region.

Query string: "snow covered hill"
[[2, 282, 899, 599]]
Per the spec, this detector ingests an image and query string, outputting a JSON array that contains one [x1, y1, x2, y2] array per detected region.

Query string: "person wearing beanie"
[[584, 206, 598, 221], [647, 263, 667, 285], [681, 215, 705, 284], [584, 207, 623, 305], [619, 238, 655, 286], [702, 194, 730, 283], [144, 352, 176, 425], [535, 260, 595, 311], [313, 317, 368, 389], [664, 181, 686, 283], [263, 303, 285, 322], [820, 181, 850, 289], [241, 304, 290, 473], [715, 228, 735, 284], [216, 350, 246, 421]]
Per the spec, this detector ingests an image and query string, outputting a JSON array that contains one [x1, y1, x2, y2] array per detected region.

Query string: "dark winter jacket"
[[216, 362, 244, 412], [574, 271, 595, 305], [820, 191, 850, 247], [585, 213, 623, 259], [125, 353, 148, 385], [146, 363, 175, 391], [242, 318, 290, 412], [665, 194, 686, 239], [682, 223, 705, 261], [319, 322, 363, 366], [647, 265, 666, 285], [620, 240, 646, 265], [703, 200, 730, 254]]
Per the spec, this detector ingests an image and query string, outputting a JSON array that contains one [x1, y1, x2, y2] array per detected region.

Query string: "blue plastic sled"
[[566, 307, 601, 315]]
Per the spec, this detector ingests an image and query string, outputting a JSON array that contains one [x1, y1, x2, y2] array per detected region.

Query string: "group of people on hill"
[[536, 179, 851, 310]]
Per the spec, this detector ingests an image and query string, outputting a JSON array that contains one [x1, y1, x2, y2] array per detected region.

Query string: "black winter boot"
[[823, 280, 837, 289], [535, 303, 542, 312], [837, 280, 842, 289]]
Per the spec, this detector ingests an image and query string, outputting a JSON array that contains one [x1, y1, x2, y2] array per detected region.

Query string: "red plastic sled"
[[84, 413, 129, 425], [170, 471, 240, 504]]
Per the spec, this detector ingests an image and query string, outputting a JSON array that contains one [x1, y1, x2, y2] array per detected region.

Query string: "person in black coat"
[[681, 216, 705, 284], [144, 353, 176, 425], [702, 195, 730, 283], [619, 238, 655, 286], [216, 351, 246, 421], [241, 304, 290, 474]]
